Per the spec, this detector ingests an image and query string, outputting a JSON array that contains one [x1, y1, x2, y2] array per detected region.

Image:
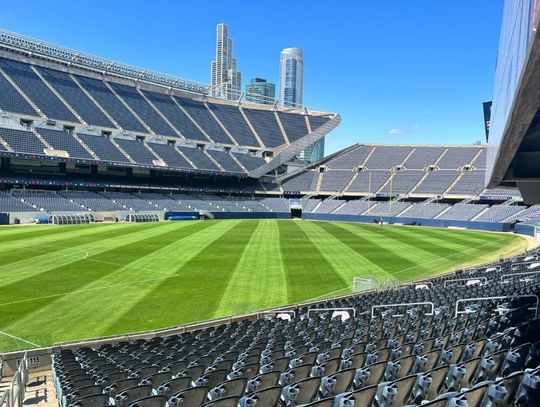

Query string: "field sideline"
[[0, 219, 527, 352]]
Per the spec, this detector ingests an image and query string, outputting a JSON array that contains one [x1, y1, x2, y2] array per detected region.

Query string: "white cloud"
[[388, 128, 403, 136], [411, 124, 421, 132]]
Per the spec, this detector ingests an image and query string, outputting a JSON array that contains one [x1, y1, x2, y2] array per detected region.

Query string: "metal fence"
[[0, 353, 28, 407]]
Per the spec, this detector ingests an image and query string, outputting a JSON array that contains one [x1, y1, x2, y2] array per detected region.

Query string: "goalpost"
[[366, 170, 395, 220], [352, 275, 380, 293]]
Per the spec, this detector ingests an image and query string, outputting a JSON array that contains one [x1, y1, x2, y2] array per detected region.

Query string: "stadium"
[[1, 1, 540, 406]]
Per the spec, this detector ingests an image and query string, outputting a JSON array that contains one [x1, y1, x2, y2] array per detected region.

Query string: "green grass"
[[0, 219, 527, 352]]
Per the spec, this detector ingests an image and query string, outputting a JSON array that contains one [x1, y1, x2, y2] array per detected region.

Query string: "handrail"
[[371, 302, 434, 318], [500, 270, 540, 283], [308, 307, 357, 318], [455, 295, 540, 318], [257, 310, 296, 319], [443, 277, 488, 287], [0, 352, 28, 407]]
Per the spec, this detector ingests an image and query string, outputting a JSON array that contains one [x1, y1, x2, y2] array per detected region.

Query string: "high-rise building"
[[280, 48, 324, 162], [245, 78, 275, 105], [279, 48, 303, 107], [211, 23, 241, 100]]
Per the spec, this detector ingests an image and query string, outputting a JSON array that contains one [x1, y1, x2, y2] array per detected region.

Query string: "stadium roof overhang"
[[487, 6, 540, 203]]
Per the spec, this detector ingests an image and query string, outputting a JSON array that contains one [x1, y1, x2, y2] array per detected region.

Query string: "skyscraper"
[[211, 23, 241, 100], [279, 48, 324, 162], [279, 48, 303, 107], [245, 78, 275, 105]]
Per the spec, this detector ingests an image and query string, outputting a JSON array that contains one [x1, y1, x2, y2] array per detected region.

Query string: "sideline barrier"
[[211, 211, 290, 220], [164, 211, 199, 220], [303, 213, 514, 232]]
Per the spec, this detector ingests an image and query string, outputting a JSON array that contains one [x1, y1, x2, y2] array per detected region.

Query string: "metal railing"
[[455, 295, 540, 317], [307, 307, 357, 319], [500, 270, 540, 283], [371, 302, 435, 318], [443, 277, 488, 287], [0, 353, 28, 407]]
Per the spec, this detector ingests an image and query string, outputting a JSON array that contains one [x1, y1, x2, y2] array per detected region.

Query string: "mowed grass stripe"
[[336, 222, 516, 281], [315, 221, 420, 280], [0, 221, 205, 334], [0, 222, 141, 267], [216, 220, 288, 317], [0, 222, 171, 288], [0, 223, 108, 243], [102, 220, 259, 334], [335, 222, 469, 280], [278, 221, 347, 303], [2, 221, 226, 346], [297, 221, 395, 289]]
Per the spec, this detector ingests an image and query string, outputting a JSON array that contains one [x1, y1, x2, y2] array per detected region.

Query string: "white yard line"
[[0, 330, 40, 348]]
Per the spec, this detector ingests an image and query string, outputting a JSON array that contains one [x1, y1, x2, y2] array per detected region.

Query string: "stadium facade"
[[487, 0, 540, 203]]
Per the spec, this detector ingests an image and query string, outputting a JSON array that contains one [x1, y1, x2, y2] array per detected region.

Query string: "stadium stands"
[[50, 248, 540, 407], [12, 190, 86, 212], [59, 191, 125, 212], [398, 203, 449, 219], [177, 146, 220, 171], [313, 199, 346, 213], [365, 201, 411, 216], [402, 147, 445, 169], [232, 152, 266, 171], [101, 192, 160, 211], [324, 146, 373, 170], [334, 200, 372, 215], [0, 57, 79, 122], [114, 138, 157, 165], [473, 205, 527, 223], [242, 108, 286, 148], [206, 149, 244, 173], [77, 133, 131, 163], [282, 171, 319, 192], [108, 82, 177, 137], [412, 171, 459, 195], [74, 75, 147, 133], [36, 66, 114, 128], [0, 191, 35, 211], [364, 146, 412, 169], [147, 142, 193, 169], [447, 171, 485, 196], [277, 112, 309, 142], [0, 67, 38, 117], [174, 97, 234, 145], [0, 127, 47, 155], [378, 170, 424, 195], [319, 171, 355, 193], [35, 127, 94, 159], [346, 170, 390, 194], [437, 147, 481, 169], [207, 103, 260, 147], [437, 204, 489, 221]]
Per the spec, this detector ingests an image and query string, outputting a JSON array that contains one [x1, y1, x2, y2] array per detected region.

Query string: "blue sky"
[[0, 1, 503, 154]]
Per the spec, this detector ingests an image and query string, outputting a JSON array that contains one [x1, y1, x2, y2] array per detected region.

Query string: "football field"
[[0, 219, 527, 352]]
